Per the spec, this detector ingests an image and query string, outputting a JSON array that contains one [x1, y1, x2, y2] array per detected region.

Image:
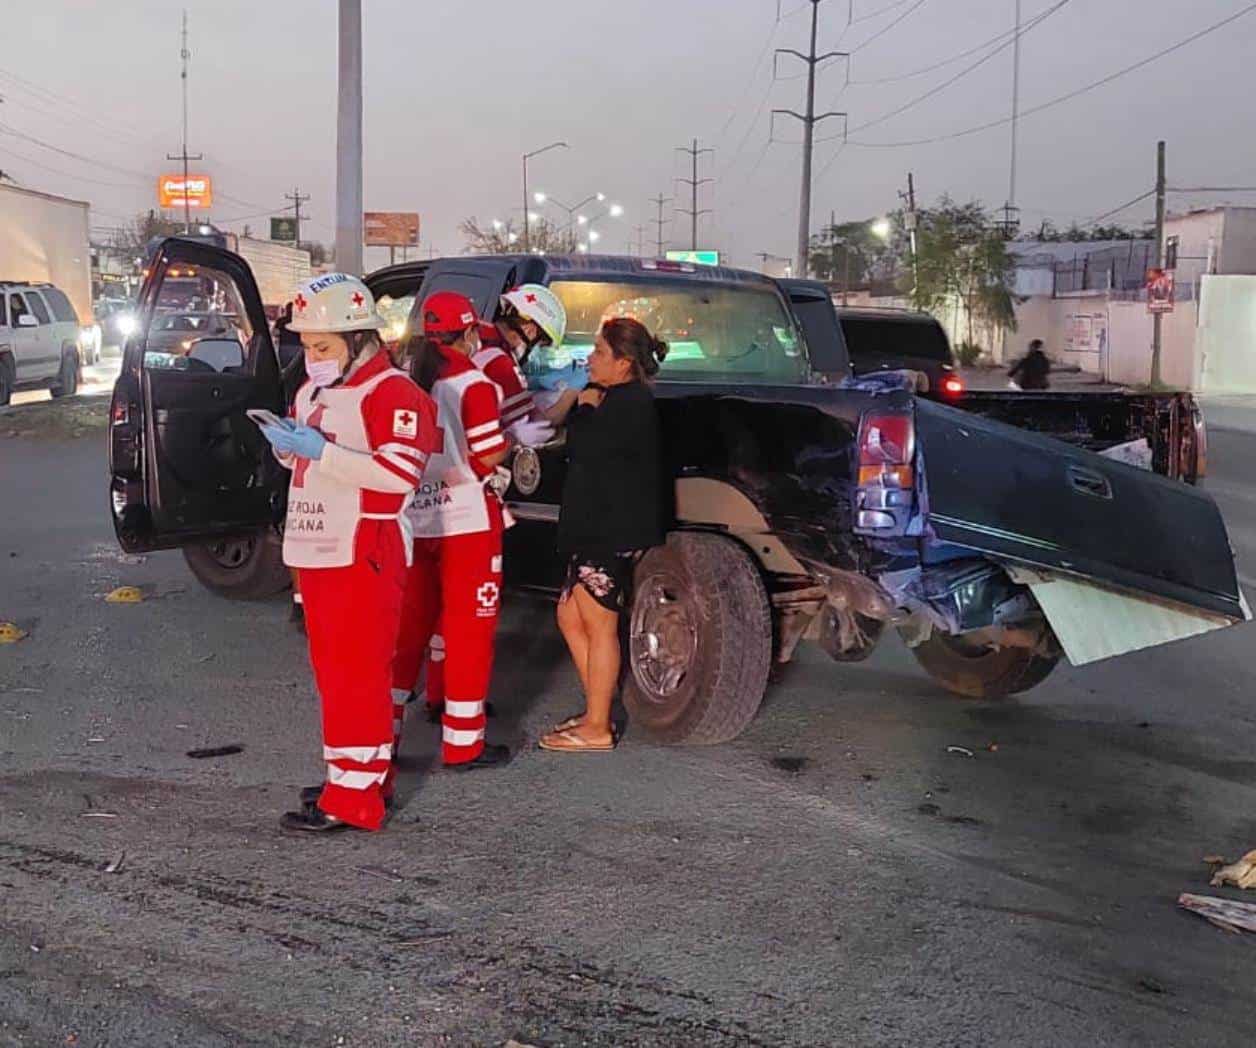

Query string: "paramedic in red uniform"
[[392, 290, 512, 769], [259, 273, 437, 834], [410, 284, 571, 722]]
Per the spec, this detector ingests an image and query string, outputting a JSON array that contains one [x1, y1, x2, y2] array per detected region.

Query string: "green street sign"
[[270, 216, 298, 242], [665, 250, 720, 267]]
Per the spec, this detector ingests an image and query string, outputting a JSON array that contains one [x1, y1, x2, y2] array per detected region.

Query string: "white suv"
[[0, 282, 84, 405]]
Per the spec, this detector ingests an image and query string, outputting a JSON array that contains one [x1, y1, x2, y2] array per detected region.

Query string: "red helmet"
[[421, 291, 478, 335]]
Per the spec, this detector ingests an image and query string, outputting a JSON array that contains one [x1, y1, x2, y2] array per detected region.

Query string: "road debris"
[[0, 622, 28, 644], [104, 586, 144, 604], [86, 737, 105, 744], [103, 852, 125, 874], [947, 745, 975, 758], [81, 812, 118, 820], [1137, 977, 1167, 994], [355, 865, 404, 883], [1209, 849, 1256, 889], [1178, 893, 1256, 934], [186, 744, 244, 759]]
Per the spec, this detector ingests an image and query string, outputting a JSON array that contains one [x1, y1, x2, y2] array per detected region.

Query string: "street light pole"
[[522, 141, 567, 252], [335, 0, 364, 275]]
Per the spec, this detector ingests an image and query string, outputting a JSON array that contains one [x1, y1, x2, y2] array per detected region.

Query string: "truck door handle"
[[1066, 465, 1112, 500]]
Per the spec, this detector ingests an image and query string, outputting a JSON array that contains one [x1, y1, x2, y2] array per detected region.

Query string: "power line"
[[849, 0, 929, 52], [845, 0, 1071, 138], [848, 1, 1256, 148], [1085, 188, 1155, 225], [852, 0, 917, 23], [1170, 185, 1256, 193], [852, 19, 1027, 82], [0, 65, 155, 144]]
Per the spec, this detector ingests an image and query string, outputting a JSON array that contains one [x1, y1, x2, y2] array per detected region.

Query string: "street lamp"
[[834, 216, 892, 306], [608, 204, 625, 218], [522, 141, 568, 252], [533, 192, 547, 205], [871, 217, 892, 240], [588, 230, 602, 244]]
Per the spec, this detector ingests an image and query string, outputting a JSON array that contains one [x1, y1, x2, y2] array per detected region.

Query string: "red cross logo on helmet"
[[351, 291, 365, 307], [294, 293, 308, 311], [525, 293, 537, 304]]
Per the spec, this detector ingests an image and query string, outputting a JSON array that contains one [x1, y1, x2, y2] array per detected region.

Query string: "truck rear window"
[[538, 279, 806, 385], [840, 315, 953, 364]]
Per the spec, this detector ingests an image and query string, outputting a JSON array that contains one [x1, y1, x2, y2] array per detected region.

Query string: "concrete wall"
[[1217, 209, 1256, 275], [0, 183, 93, 324], [1106, 299, 1199, 389], [1197, 275, 1256, 393]]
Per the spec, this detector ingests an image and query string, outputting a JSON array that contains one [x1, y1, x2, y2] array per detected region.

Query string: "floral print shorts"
[[560, 552, 640, 612]]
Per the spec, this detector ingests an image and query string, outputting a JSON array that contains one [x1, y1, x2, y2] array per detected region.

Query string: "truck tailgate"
[[916, 399, 1245, 621]]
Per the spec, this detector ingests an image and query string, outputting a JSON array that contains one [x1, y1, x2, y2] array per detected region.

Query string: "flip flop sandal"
[[538, 728, 617, 753], [552, 712, 585, 733]]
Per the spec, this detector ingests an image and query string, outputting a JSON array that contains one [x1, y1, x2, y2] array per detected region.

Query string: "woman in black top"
[[539, 317, 666, 753]]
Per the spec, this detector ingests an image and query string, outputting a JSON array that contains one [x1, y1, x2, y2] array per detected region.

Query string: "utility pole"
[[285, 187, 310, 247], [675, 139, 714, 250], [1151, 139, 1167, 389], [650, 192, 672, 256], [167, 10, 203, 234], [1000, 0, 1022, 238], [899, 171, 919, 299], [773, 0, 848, 278], [335, 0, 364, 274]]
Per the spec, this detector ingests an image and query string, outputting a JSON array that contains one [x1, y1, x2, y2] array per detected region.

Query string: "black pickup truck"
[[107, 241, 1247, 744]]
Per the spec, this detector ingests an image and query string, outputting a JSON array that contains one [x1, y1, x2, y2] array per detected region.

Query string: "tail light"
[[941, 375, 965, 397], [855, 413, 916, 532], [858, 414, 915, 489]]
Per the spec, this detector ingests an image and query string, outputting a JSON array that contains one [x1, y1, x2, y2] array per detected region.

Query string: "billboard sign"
[[666, 249, 720, 267], [270, 216, 297, 242], [364, 211, 420, 247], [1147, 268, 1175, 314], [158, 174, 213, 210]]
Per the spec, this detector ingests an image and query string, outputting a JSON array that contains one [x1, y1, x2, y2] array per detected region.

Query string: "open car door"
[[779, 278, 851, 381], [108, 238, 284, 553]]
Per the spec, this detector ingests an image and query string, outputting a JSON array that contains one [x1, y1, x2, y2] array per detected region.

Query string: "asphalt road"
[[1, 405, 1255, 1047]]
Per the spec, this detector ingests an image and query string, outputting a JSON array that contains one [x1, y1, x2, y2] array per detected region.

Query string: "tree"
[[1024, 219, 1154, 243], [808, 217, 900, 286], [459, 216, 568, 255], [909, 197, 1018, 351], [110, 211, 184, 254]]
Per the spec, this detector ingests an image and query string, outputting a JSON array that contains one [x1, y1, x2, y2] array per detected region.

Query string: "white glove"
[[486, 465, 512, 498], [508, 419, 556, 448]]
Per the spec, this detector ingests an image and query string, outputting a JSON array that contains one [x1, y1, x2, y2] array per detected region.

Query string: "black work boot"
[[300, 785, 393, 810], [279, 805, 351, 834], [289, 599, 306, 635], [446, 743, 511, 772]]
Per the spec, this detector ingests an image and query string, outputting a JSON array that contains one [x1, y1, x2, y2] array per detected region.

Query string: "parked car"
[[833, 305, 966, 399], [0, 281, 85, 405], [107, 241, 1245, 745]]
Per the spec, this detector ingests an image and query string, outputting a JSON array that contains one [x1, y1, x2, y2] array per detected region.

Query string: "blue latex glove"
[[263, 423, 326, 460], [532, 361, 589, 393]]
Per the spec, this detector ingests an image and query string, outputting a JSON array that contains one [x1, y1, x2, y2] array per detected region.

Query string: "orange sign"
[[364, 211, 420, 246], [158, 174, 213, 210]]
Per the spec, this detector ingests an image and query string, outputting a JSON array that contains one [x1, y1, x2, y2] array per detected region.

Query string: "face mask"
[[306, 357, 343, 388]]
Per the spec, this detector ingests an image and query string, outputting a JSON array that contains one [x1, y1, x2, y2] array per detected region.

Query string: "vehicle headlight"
[[117, 313, 138, 336]]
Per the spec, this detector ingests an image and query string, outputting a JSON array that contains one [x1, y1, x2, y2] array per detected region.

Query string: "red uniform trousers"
[[298, 520, 405, 831], [392, 501, 503, 764]]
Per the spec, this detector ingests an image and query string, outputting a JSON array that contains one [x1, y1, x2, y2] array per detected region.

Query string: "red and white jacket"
[[406, 345, 507, 538], [279, 350, 438, 569], [472, 322, 534, 432]]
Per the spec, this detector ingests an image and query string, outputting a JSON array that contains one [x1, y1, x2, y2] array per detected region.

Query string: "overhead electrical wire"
[[852, 18, 1034, 83], [849, 0, 930, 53], [1085, 188, 1155, 226], [846, 0, 1256, 148], [852, 0, 917, 24]]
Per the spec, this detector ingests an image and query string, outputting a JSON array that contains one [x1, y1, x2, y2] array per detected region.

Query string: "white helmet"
[[287, 273, 386, 333], [500, 284, 566, 348]]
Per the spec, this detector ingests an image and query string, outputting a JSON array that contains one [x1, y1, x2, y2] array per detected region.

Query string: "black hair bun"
[[651, 336, 669, 364]]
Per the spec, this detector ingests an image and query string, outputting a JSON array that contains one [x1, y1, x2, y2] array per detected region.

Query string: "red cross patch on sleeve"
[[393, 408, 418, 438]]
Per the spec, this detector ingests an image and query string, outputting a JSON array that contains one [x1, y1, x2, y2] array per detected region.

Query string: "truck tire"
[[50, 348, 79, 398], [181, 530, 290, 601], [0, 354, 13, 406], [622, 532, 772, 745], [905, 623, 1061, 700]]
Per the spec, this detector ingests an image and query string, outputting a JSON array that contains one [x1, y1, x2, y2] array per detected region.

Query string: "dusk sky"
[[5, 0, 1255, 270]]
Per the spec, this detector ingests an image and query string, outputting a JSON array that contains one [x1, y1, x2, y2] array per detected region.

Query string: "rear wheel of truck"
[[182, 530, 290, 601], [0, 354, 13, 406], [622, 532, 772, 745], [906, 622, 1061, 700]]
